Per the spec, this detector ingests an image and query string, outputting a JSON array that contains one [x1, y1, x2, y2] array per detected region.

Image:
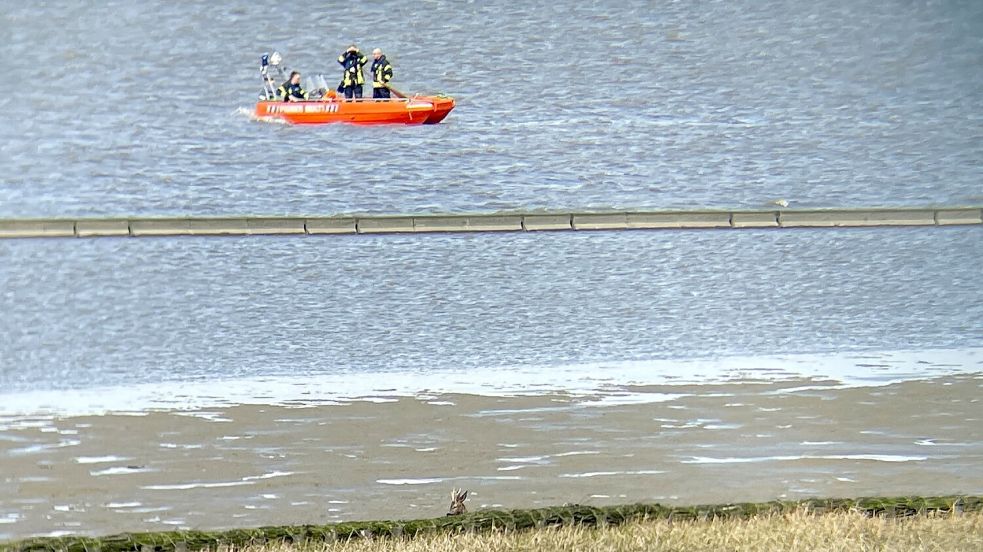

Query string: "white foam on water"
[[377, 475, 523, 485], [683, 454, 927, 464], [0, 513, 21, 525], [175, 412, 233, 422], [355, 397, 400, 404], [578, 393, 686, 407], [497, 456, 548, 464], [105, 502, 142, 508], [242, 471, 294, 481], [914, 439, 973, 447], [559, 470, 666, 478], [8, 439, 81, 456], [143, 481, 253, 490], [0, 419, 53, 431], [376, 478, 445, 485], [1, 348, 979, 418], [552, 451, 601, 457], [16, 476, 52, 483], [76, 455, 132, 464], [235, 106, 287, 125], [90, 466, 153, 476], [130, 506, 171, 513]]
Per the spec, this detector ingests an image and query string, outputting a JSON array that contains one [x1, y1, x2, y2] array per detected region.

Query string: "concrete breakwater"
[[0, 207, 980, 239]]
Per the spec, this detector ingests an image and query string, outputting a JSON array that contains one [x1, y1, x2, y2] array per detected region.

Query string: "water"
[[2, 0, 983, 217], [2, 0, 983, 540], [2, 375, 982, 537], [1, 228, 981, 397]]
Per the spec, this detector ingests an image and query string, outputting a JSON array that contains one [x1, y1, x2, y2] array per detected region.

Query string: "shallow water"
[[1, 375, 981, 539], [2, 0, 983, 217]]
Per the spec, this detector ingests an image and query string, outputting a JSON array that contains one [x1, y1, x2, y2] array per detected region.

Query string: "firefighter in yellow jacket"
[[370, 48, 394, 99], [277, 71, 309, 102], [337, 45, 368, 99]]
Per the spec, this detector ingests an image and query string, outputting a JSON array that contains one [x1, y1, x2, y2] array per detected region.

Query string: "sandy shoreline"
[[2, 374, 981, 539]]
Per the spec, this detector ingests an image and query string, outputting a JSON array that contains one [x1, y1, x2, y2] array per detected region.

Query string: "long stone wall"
[[0, 207, 980, 238]]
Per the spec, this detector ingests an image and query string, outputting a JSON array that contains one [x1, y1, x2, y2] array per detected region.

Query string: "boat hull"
[[255, 96, 454, 125]]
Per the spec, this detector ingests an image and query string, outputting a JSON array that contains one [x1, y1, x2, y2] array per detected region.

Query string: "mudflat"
[[1, 375, 981, 539]]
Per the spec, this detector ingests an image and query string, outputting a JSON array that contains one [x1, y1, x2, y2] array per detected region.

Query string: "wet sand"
[[1, 375, 981, 539]]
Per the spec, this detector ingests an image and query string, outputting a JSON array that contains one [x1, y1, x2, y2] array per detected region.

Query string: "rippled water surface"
[[2, 0, 983, 216], [2, 228, 981, 394]]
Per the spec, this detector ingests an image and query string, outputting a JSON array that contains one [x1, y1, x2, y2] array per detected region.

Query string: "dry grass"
[[243, 510, 983, 552]]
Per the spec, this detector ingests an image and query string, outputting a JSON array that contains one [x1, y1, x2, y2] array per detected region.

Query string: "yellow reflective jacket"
[[337, 51, 368, 87], [371, 56, 394, 88], [277, 81, 308, 101]]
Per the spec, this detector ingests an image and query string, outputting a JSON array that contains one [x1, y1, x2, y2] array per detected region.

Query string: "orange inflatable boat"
[[255, 95, 455, 125], [256, 52, 455, 125]]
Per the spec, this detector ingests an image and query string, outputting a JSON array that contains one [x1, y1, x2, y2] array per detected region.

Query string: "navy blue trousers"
[[339, 85, 363, 99]]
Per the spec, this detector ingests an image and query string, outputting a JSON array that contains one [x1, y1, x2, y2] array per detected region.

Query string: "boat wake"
[[234, 106, 287, 125]]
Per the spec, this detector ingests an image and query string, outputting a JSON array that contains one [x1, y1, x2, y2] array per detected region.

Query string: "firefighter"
[[337, 44, 368, 99], [277, 71, 309, 102], [370, 48, 394, 99]]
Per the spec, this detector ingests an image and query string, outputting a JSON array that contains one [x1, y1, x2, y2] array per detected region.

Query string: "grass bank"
[[4, 496, 980, 552], [250, 509, 983, 552]]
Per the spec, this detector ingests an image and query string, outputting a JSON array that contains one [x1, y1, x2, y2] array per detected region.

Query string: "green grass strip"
[[3, 495, 979, 552]]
